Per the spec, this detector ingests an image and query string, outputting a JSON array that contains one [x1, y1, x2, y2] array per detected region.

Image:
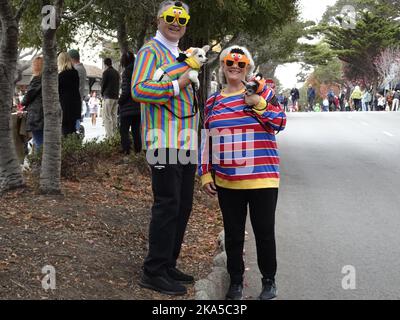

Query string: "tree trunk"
[[117, 15, 128, 55], [40, 0, 63, 194], [0, 0, 25, 192], [136, 14, 151, 51]]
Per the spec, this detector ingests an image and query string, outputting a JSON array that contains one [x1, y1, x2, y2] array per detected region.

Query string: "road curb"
[[194, 231, 229, 300]]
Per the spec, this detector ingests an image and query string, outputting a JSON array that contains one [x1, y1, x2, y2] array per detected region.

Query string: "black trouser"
[[217, 187, 278, 284], [144, 149, 197, 276], [62, 120, 77, 136], [120, 114, 142, 154], [307, 97, 315, 111]]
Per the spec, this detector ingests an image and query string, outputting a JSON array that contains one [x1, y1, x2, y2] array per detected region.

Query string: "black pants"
[[144, 149, 197, 276], [62, 120, 77, 136], [120, 114, 142, 154], [217, 187, 278, 284]]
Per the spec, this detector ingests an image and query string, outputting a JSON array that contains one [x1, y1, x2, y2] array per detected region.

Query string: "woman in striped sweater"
[[199, 46, 286, 300]]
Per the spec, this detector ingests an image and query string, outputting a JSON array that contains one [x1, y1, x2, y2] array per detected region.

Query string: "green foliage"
[[323, 10, 400, 85], [29, 134, 123, 180]]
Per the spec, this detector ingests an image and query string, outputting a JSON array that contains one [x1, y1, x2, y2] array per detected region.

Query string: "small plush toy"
[[153, 45, 210, 90], [242, 73, 280, 106]]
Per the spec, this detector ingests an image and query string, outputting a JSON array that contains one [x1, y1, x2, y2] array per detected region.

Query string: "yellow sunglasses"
[[159, 4, 191, 27]]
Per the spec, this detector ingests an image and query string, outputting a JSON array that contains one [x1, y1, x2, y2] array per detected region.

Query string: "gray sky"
[[275, 0, 337, 90]]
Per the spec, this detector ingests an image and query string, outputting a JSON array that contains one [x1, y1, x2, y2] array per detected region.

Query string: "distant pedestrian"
[[118, 50, 142, 154], [101, 57, 120, 138], [327, 88, 335, 112], [290, 87, 300, 112], [68, 49, 88, 125], [350, 86, 362, 111], [392, 89, 400, 112], [21, 56, 44, 151], [58, 52, 82, 136], [88, 91, 100, 126], [307, 84, 316, 112]]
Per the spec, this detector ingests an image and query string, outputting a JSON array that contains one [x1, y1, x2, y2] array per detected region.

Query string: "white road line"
[[383, 131, 394, 137]]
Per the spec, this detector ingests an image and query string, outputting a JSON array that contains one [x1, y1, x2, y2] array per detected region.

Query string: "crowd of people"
[[13, 48, 142, 156], [274, 84, 400, 113]]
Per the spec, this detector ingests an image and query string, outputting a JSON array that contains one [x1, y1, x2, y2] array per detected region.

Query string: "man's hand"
[[177, 69, 192, 89], [203, 182, 217, 197], [244, 94, 261, 107]]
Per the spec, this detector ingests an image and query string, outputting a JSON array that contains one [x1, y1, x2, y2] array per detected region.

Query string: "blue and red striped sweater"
[[198, 88, 287, 190]]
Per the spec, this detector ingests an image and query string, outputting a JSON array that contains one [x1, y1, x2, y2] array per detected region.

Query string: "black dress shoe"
[[167, 267, 194, 284], [225, 283, 243, 300], [259, 279, 277, 300], [139, 272, 187, 296]]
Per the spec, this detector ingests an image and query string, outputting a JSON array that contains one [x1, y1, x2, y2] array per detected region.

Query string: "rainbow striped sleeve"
[[131, 47, 175, 105], [198, 95, 216, 178]]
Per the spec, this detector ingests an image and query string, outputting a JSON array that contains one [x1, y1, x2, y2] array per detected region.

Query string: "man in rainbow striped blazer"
[[131, 1, 197, 296]]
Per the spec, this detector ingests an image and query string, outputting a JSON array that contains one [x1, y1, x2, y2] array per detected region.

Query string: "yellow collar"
[[185, 56, 201, 70]]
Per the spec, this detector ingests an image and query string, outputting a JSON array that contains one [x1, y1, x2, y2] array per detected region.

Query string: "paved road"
[[82, 116, 105, 142], [244, 112, 400, 300]]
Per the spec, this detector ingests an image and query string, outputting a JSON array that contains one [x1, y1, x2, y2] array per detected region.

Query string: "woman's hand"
[[244, 94, 261, 107], [203, 182, 218, 197]]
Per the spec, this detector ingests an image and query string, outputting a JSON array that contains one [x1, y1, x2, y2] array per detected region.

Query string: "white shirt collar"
[[155, 30, 179, 57]]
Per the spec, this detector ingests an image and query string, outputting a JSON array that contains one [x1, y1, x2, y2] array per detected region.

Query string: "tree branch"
[[62, 0, 94, 20], [14, 0, 29, 21], [18, 48, 35, 59]]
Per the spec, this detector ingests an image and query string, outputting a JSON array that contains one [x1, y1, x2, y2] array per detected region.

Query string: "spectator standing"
[[290, 87, 300, 112], [118, 50, 142, 155], [68, 49, 88, 123], [327, 88, 335, 112], [307, 84, 316, 112], [101, 58, 120, 138], [350, 86, 362, 111], [58, 52, 82, 136], [392, 89, 400, 112], [21, 56, 44, 151], [88, 91, 100, 126]]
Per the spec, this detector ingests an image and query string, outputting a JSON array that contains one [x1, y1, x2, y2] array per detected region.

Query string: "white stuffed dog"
[[153, 45, 210, 91]]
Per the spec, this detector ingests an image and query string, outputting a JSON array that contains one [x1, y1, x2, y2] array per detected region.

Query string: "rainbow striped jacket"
[[131, 38, 199, 150], [198, 88, 287, 190]]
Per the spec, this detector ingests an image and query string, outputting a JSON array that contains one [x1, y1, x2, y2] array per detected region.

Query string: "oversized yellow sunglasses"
[[159, 3, 191, 27]]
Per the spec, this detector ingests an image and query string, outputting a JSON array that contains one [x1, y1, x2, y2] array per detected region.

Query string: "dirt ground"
[[0, 153, 222, 300]]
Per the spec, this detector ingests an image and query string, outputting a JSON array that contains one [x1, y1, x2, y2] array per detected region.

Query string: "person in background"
[[339, 89, 346, 112], [307, 84, 316, 112], [350, 86, 362, 111], [327, 88, 335, 112], [392, 89, 400, 112], [377, 93, 386, 111], [290, 87, 300, 112], [118, 50, 142, 155], [21, 56, 44, 151], [57, 52, 82, 136], [101, 57, 120, 138], [68, 49, 88, 128], [283, 95, 288, 112], [88, 91, 100, 126]]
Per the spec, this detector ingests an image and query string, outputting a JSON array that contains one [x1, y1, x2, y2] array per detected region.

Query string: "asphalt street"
[[244, 112, 400, 300]]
